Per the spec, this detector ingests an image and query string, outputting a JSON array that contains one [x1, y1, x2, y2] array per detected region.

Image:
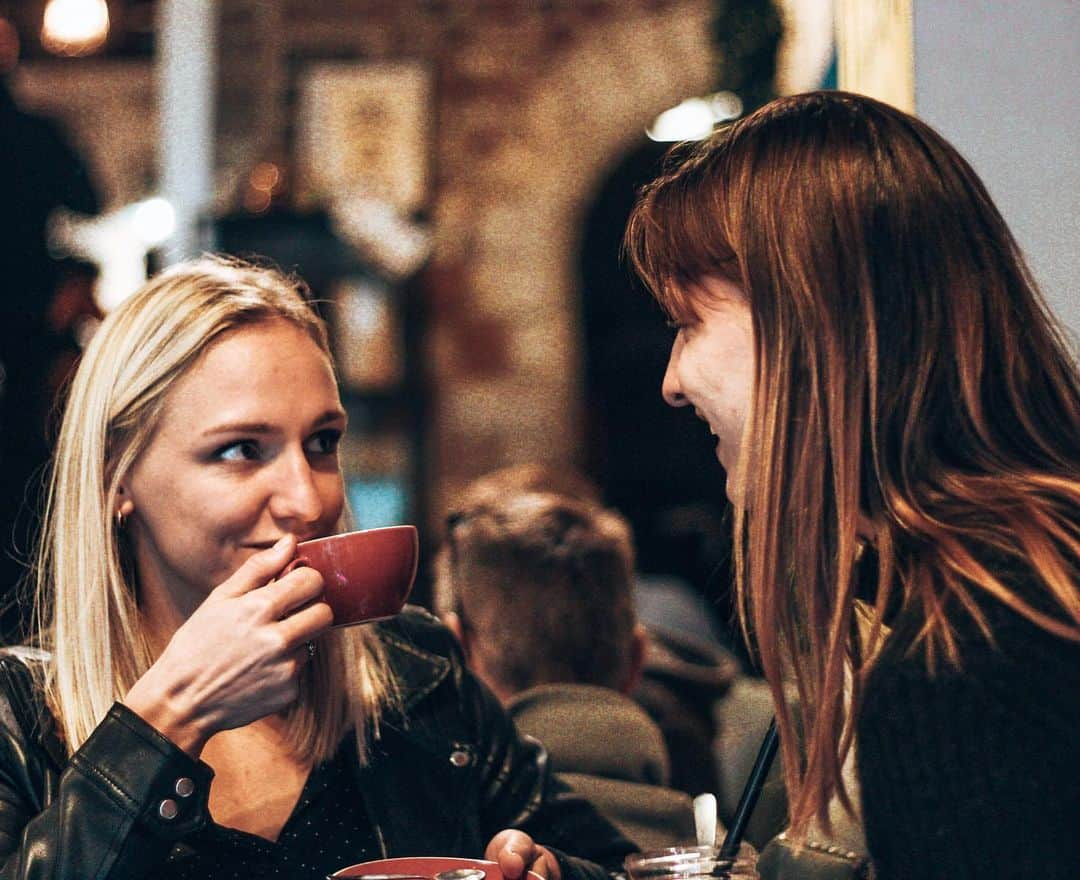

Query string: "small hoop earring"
[[115, 497, 134, 531]]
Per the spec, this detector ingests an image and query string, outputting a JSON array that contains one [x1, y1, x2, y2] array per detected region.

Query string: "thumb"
[[486, 830, 546, 880]]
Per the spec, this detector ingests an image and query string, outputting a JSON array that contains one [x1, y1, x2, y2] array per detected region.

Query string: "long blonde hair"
[[32, 256, 398, 760], [625, 91, 1080, 837]]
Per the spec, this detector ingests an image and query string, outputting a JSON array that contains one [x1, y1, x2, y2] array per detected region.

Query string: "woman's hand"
[[485, 830, 562, 880], [123, 534, 333, 755]]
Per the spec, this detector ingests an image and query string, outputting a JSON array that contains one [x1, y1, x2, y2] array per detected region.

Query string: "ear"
[[443, 611, 471, 660], [116, 482, 134, 507], [619, 622, 648, 695]]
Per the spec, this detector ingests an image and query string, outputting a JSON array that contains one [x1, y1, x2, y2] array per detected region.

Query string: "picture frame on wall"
[[295, 60, 432, 214]]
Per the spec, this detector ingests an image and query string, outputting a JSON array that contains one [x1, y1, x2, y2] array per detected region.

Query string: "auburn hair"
[[625, 91, 1080, 837]]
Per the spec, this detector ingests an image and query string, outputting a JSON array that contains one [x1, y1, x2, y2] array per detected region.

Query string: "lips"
[[693, 409, 717, 437], [247, 531, 323, 550], [244, 543, 280, 553]]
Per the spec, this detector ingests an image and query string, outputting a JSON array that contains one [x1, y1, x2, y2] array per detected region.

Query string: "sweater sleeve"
[[856, 594, 1080, 880], [0, 702, 214, 880]]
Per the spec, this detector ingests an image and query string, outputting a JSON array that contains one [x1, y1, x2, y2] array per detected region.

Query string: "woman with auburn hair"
[[0, 257, 631, 879], [624, 90, 1080, 878]]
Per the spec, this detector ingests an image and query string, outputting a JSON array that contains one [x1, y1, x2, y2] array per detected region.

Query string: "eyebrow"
[[200, 410, 347, 438]]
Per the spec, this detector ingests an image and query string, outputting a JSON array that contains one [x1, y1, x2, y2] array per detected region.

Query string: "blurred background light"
[[41, 0, 110, 57], [49, 197, 176, 312], [646, 91, 744, 143], [132, 197, 176, 247], [647, 97, 714, 142]]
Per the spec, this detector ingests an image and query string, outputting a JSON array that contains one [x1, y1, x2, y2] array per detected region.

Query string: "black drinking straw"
[[718, 718, 780, 858]]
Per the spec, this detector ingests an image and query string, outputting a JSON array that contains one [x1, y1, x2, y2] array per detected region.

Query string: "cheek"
[[319, 473, 346, 525], [688, 355, 728, 406], [679, 345, 709, 391], [191, 482, 275, 543]]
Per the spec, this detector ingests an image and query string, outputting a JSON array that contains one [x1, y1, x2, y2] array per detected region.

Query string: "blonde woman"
[[624, 91, 1080, 879], [0, 257, 632, 879]]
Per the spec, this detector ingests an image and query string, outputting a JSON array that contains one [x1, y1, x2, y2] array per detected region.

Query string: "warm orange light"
[[250, 162, 283, 193], [41, 0, 110, 57]]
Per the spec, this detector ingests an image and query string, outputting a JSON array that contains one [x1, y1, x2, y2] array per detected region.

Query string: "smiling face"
[[124, 318, 346, 624], [661, 275, 755, 502]]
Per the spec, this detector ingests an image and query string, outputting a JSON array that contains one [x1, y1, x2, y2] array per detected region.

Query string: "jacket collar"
[[378, 627, 452, 715]]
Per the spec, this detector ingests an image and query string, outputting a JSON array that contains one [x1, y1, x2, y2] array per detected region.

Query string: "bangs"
[[623, 135, 743, 321]]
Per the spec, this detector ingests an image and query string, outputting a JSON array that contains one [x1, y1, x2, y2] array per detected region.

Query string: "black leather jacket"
[[0, 608, 634, 879]]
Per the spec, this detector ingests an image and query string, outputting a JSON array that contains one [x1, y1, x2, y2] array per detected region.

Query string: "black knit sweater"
[[856, 560, 1080, 879]]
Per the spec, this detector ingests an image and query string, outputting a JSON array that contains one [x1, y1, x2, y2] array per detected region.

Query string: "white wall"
[[914, 1, 1079, 339]]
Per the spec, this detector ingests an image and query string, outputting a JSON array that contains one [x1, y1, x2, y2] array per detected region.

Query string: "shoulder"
[[371, 606, 468, 713], [953, 542, 1078, 657], [865, 547, 1080, 734], [509, 683, 671, 783], [0, 649, 50, 719], [370, 607, 517, 748], [0, 648, 62, 762], [374, 604, 463, 660], [374, 605, 464, 676]]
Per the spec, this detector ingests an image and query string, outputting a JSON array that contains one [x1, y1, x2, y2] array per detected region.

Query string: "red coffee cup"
[[284, 525, 418, 627], [330, 856, 544, 880]]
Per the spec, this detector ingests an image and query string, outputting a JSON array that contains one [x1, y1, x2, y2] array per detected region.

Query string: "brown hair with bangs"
[[625, 91, 1080, 839]]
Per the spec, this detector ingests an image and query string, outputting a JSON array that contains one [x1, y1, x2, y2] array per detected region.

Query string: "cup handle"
[[282, 556, 311, 576]]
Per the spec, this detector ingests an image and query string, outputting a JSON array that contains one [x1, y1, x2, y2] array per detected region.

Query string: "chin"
[[723, 483, 742, 508], [722, 465, 750, 509]]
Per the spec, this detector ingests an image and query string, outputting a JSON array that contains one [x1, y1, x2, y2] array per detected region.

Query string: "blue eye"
[[216, 440, 260, 462], [305, 429, 342, 456]]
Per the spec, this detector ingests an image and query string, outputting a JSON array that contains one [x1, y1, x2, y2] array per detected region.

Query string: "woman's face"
[[124, 318, 346, 618], [661, 275, 755, 502]]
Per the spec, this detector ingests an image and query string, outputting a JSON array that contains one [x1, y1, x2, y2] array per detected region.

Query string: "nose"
[[661, 338, 688, 408], [269, 448, 325, 533]]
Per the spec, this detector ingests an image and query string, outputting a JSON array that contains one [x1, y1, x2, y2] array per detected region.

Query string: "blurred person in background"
[[444, 465, 738, 804], [434, 488, 698, 850], [0, 257, 632, 879], [625, 90, 1080, 879], [0, 16, 100, 640]]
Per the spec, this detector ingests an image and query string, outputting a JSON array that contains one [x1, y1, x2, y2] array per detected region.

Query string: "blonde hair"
[[32, 256, 398, 760], [625, 92, 1080, 837]]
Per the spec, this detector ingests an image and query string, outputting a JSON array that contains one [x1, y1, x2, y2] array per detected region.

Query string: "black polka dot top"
[[165, 742, 377, 879]]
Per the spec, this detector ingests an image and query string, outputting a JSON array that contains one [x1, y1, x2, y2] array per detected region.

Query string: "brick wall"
[[17, 0, 717, 526]]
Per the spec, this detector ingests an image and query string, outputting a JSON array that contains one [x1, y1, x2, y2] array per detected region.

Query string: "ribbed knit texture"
[[857, 567, 1080, 879]]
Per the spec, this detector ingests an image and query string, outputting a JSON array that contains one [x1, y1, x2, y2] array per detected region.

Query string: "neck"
[[136, 584, 197, 657]]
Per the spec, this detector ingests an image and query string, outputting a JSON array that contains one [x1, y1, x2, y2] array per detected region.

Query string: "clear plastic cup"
[[624, 845, 757, 880]]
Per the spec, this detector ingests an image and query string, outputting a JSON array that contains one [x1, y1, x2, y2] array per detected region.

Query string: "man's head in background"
[[434, 490, 647, 703]]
